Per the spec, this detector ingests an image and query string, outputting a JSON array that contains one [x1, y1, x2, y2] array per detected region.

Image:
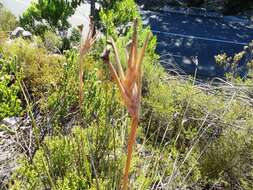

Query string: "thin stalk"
[[79, 56, 84, 113], [78, 17, 97, 115], [123, 117, 139, 190], [42, 156, 56, 189], [11, 58, 55, 188], [102, 18, 150, 189]]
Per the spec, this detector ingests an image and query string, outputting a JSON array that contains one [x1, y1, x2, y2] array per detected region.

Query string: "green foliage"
[[215, 41, 253, 80], [200, 130, 253, 189], [10, 128, 92, 190], [0, 5, 17, 31], [99, 0, 139, 38], [0, 55, 22, 120], [2, 1, 253, 189], [20, 0, 84, 36], [10, 93, 127, 189], [1, 38, 65, 101], [69, 27, 81, 47], [43, 30, 63, 52]]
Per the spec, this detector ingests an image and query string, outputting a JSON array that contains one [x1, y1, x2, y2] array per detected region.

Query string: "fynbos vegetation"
[[1, 0, 253, 190]]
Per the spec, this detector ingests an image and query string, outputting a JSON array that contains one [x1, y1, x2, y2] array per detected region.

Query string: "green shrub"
[[69, 27, 81, 47], [10, 127, 92, 190], [99, 0, 139, 38], [9, 122, 126, 189], [200, 130, 253, 189], [1, 39, 65, 100], [215, 41, 253, 81], [20, 0, 83, 36], [0, 56, 22, 120], [43, 30, 63, 52]]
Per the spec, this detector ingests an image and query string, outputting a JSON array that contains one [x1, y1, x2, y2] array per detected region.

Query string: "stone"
[[22, 30, 32, 38], [0, 117, 21, 188], [0, 117, 20, 127], [10, 27, 25, 38], [10, 27, 32, 39]]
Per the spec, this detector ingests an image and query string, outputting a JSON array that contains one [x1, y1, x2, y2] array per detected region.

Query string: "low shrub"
[[43, 30, 63, 53], [200, 130, 253, 189], [2, 1, 253, 190], [9, 127, 124, 190], [1, 39, 65, 101], [0, 55, 22, 120], [69, 27, 81, 47]]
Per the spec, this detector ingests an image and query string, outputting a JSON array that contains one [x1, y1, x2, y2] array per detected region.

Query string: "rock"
[[0, 117, 20, 136], [10, 27, 32, 39], [22, 30, 32, 38], [0, 117, 21, 188], [0, 117, 20, 128], [58, 29, 68, 38], [10, 27, 25, 38]]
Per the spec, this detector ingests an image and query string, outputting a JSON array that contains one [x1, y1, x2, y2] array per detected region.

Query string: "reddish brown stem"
[[122, 117, 139, 190]]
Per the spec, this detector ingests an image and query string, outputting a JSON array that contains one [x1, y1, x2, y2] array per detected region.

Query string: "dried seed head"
[[101, 18, 151, 190], [102, 18, 150, 119], [101, 48, 111, 63], [77, 24, 84, 33]]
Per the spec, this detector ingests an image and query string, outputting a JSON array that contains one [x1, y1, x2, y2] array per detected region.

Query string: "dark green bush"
[[69, 27, 81, 47]]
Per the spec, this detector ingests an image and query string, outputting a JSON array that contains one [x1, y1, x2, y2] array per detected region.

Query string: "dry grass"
[[102, 18, 150, 189]]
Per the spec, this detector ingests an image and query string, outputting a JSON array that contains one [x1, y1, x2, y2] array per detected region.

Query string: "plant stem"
[[123, 116, 139, 190], [79, 56, 84, 114]]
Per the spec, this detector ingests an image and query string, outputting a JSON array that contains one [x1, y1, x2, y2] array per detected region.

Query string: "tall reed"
[[102, 19, 150, 189], [79, 17, 97, 113]]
